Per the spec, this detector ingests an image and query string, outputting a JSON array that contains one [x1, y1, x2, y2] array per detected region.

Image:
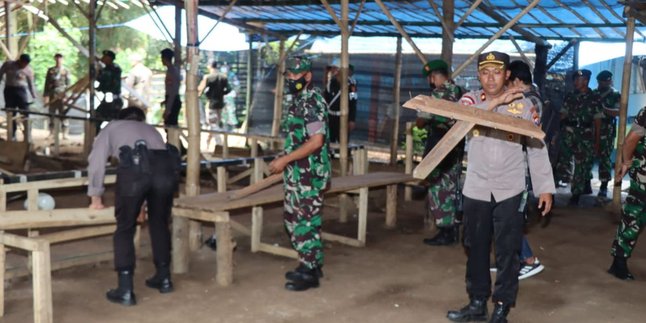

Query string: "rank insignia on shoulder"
[[507, 102, 523, 115], [472, 129, 480, 137]]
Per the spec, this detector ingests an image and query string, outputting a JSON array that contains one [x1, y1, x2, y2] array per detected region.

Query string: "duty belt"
[[471, 126, 522, 144]]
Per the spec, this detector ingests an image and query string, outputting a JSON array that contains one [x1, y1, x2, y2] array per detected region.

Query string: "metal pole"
[[390, 36, 403, 165], [612, 15, 635, 209]]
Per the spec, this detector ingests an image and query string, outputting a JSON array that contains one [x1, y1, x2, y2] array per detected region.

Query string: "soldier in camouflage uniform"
[[95, 50, 123, 134], [416, 59, 464, 246], [593, 70, 621, 198], [608, 107, 646, 281], [269, 56, 331, 292], [44, 53, 70, 137], [555, 69, 603, 206]]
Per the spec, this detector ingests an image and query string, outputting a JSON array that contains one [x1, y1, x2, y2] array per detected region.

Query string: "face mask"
[[287, 75, 307, 94]]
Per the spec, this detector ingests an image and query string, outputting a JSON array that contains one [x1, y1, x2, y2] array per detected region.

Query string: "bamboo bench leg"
[[215, 219, 233, 286], [385, 184, 398, 228], [357, 187, 369, 246], [251, 207, 263, 253], [0, 242, 4, 318], [172, 215, 190, 274], [189, 221, 202, 252]]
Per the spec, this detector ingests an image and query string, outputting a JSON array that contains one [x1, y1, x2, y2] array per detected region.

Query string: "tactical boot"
[[608, 256, 635, 280], [597, 181, 608, 198], [584, 182, 593, 195], [106, 270, 136, 306], [447, 298, 488, 322], [145, 263, 174, 293], [285, 264, 323, 281], [423, 226, 458, 246], [285, 267, 320, 291], [568, 194, 580, 206], [489, 302, 510, 323]]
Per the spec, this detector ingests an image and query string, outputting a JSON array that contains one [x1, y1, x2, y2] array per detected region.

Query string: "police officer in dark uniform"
[[95, 50, 123, 133], [88, 107, 181, 306], [324, 59, 357, 143]]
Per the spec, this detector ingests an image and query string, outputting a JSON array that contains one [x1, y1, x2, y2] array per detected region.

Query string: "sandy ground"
[[2, 184, 646, 323]]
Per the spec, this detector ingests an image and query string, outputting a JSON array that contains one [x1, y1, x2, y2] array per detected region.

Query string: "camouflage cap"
[[572, 69, 592, 80], [596, 70, 613, 81], [286, 56, 312, 74], [478, 51, 509, 71], [422, 59, 449, 76]]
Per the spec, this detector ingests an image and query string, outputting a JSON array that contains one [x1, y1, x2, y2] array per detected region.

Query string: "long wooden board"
[[402, 95, 545, 139], [413, 120, 474, 179], [174, 172, 413, 212]]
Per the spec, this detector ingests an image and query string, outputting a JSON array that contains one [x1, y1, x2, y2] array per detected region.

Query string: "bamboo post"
[[404, 122, 414, 201], [390, 36, 403, 165], [84, 0, 98, 157], [252, 157, 263, 184], [612, 15, 635, 209], [174, 5, 183, 69], [251, 206, 263, 252], [4, 2, 17, 58], [338, 0, 351, 224], [222, 133, 229, 158], [6, 112, 14, 141], [385, 185, 397, 228], [215, 220, 233, 286], [441, 0, 455, 68], [452, 0, 542, 77], [53, 117, 61, 156], [244, 37, 253, 132], [217, 166, 227, 193], [0, 241, 4, 317], [185, 0, 202, 253], [172, 212, 189, 273], [271, 39, 286, 140], [250, 137, 258, 157]]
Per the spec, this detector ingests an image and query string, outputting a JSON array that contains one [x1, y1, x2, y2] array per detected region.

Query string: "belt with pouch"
[[470, 126, 522, 144]]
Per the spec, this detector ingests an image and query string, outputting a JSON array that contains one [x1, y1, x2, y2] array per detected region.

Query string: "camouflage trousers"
[[427, 161, 461, 228], [556, 128, 594, 195], [283, 185, 324, 269], [611, 181, 646, 258], [598, 122, 616, 182], [554, 128, 575, 183]]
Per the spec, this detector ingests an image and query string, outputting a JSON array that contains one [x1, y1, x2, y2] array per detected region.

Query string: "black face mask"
[[287, 75, 307, 94]]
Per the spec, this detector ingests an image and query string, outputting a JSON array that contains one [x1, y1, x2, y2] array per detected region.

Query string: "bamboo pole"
[[174, 5, 183, 68], [244, 36, 253, 133], [428, 0, 454, 43], [509, 36, 534, 70], [452, 0, 541, 77], [338, 0, 351, 223], [185, 0, 202, 252], [612, 15, 635, 209], [374, 0, 427, 64], [390, 36, 403, 165], [4, 2, 17, 59], [84, 0, 97, 157], [456, 0, 483, 29], [441, 0, 455, 68], [404, 122, 413, 201]]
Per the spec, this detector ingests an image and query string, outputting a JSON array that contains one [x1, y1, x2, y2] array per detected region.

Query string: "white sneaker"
[[519, 257, 544, 280]]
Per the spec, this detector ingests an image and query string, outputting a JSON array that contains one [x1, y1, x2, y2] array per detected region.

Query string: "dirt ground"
[[3, 184, 646, 323]]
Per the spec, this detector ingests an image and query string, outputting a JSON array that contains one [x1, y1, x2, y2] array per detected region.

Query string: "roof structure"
[[189, 0, 646, 42]]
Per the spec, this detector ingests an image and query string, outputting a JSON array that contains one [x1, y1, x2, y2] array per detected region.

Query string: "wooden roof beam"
[[554, 0, 607, 38], [472, 0, 547, 45], [536, 5, 582, 38], [583, 0, 625, 37], [509, 0, 565, 40], [603, 0, 646, 39], [374, 0, 427, 63]]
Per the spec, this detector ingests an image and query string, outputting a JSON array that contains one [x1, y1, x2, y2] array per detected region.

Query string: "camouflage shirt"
[[561, 88, 603, 132], [593, 87, 621, 123], [283, 88, 331, 191], [629, 107, 646, 184], [417, 81, 464, 130], [44, 66, 70, 96]]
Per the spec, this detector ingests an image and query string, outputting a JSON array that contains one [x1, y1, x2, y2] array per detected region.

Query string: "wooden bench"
[[171, 171, 413, 287]]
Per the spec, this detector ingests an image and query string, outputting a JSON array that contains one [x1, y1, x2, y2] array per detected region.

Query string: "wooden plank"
[[257, 243, 298, 259], [39, 225, 116, 244], [172, 208, 229, 223], [0, 210, 115, 230], [412, 121, 475, 179], [32, 245, 53, 323], [402, 95, 545, 139], [1, 175, 116, 193], [230, 220, 251, 236], [226, 168, 252, 185], [229, 173, 282, 200], [0, 233, 47, 252], [174, 172, 413, 212], [215, 221, 233, 286]]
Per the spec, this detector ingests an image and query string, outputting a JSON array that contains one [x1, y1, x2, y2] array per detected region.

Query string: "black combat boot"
[[489, 302, 510, 323], [285, 266, 320, 291], [285, 263, 323, 281], [608, 256, 635, 280], [106, 270, 136, 306], [447, 298, 488, 322], [145, 263, 174, 293], [598, 181, 608, 198], [423, 225, 458, 246], [568, 194, 580, 206]]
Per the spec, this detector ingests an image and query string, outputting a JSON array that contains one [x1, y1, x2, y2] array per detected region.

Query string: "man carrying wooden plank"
[[88, 107, 181, 305], [416, 59, 465, 246], [446, 52, 554, 323], [0, 53, 37, 141], [268, 56, 331, 292]]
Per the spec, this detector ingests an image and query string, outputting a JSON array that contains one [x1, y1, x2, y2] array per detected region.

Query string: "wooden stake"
[[390, 36, 403, 165], [250, 206, 263, 252], [215, 220, 233, 286], [385, 184, 398, 228], [404, 122, 413, 201], [32, 244, 53, 323]]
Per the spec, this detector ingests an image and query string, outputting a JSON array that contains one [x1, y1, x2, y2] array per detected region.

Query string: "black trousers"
[[164, 96, 182, 126], [463, 193, 524, 306], [4, 86, 30, 138], [113, 150, 178, 271]]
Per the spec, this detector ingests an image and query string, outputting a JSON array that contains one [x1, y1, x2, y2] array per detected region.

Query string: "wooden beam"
[[199, 0, 239, 44], [271, 39, 285, 139], [404, 122, 413, 201], [582, 0, 624, 38], [412, 121, 474, 179], [509, 36, 534, 70], [427, 0, 454, 43], [0, 232, 47, 252], [535, 5, 582, 38], [39, 225, 116, 244], [338, 0, 351, 223], [374, 0, 427, 64], [546, 40, 577, 70], [613, 14, 635, 209], [453, 0, 542, 77], [600, 0, 646, 39], [554, 0, 606, 38], [45, 13, 90, 58], [349, 0, 366, 35], [389, 36, 403, 165], [402, 96, 545, 139], [0, 210, 115, 230], [441, 0, 455, 68], [229, 173, 282, 200], [319, 0, 343, 29]]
